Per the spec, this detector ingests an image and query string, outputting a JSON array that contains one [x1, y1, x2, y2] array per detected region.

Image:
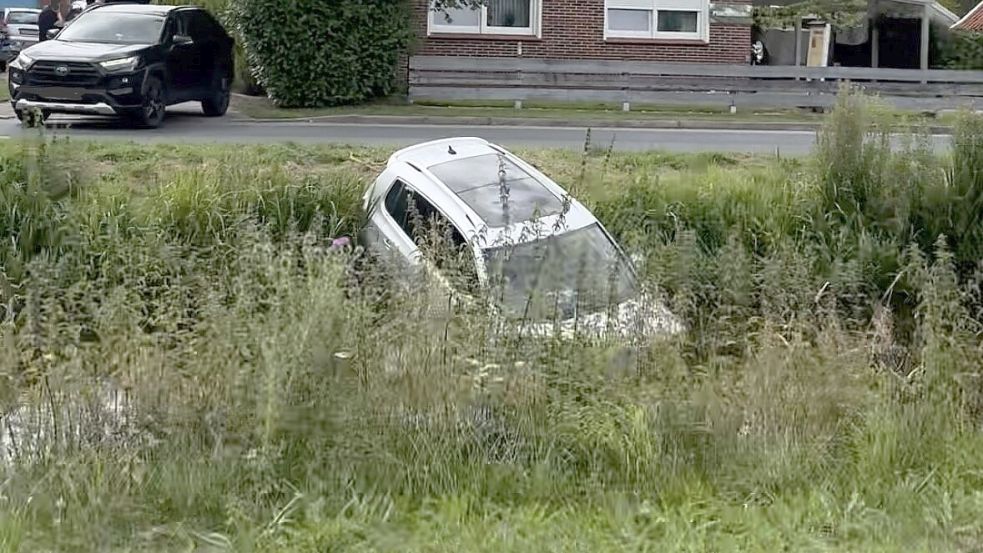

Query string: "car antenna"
[[448, 145, 456, 155]]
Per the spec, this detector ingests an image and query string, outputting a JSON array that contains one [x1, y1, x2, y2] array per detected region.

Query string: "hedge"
[[231, 0, 413, 107], [941, 31, 983, 70]]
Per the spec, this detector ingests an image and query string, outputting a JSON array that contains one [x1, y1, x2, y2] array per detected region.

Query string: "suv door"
[[164, 11, 203, 101], [186, 9, 229, 94], [185, 10, 220, 93]]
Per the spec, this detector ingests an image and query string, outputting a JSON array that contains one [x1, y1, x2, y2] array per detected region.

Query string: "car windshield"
[[57, 12, 164, 44], [482, 223, 639, 321], [7, 12, 38, 24]]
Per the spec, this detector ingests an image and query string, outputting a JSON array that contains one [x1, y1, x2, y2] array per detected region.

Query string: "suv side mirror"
[[172, 34, 193, 46], [46, 28, 59, 39]]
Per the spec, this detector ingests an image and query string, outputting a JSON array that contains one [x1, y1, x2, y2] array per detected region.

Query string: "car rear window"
[[7, 11, 38, 24], [427, 153, 564, 227]]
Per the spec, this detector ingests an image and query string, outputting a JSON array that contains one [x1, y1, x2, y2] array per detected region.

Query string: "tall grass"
[[1, 93, 982, 552]]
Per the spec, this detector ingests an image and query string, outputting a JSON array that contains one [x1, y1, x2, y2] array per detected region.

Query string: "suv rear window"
[[57, 12, 165, 44], [7, 12, 38, 24]]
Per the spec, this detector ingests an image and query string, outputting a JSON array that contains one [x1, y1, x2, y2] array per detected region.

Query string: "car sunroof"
[[427, 154, 564, 227]]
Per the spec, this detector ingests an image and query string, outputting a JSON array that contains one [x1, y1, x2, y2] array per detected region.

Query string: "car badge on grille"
[[54, 65, 70, 77]]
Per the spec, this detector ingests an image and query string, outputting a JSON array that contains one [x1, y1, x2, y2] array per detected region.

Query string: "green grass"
[[230, 92, 958, 128], [231, 93, 833, 123], [1, 93, 983, 552], [0, 77, 9, 103]]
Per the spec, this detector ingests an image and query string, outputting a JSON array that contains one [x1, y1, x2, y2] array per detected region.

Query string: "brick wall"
[[412, 0, 751, 64]]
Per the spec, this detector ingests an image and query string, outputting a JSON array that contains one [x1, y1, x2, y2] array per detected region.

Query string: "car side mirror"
[[172, 34, 193, 46], [46, 28, 59, 39]]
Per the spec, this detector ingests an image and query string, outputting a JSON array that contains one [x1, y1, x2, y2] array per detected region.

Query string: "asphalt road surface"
[[0, 105, 953, 154]]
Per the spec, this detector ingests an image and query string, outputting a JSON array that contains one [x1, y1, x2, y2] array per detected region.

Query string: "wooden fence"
[[409, 56, 983, 111]]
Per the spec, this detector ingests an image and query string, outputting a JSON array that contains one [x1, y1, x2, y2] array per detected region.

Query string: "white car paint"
[[361, 137, 683, 340]]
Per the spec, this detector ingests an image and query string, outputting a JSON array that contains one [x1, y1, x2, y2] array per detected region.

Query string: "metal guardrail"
[[409, 56, 983, 110]]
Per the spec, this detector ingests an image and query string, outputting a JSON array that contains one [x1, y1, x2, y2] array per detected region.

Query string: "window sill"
[[427, 32, 542, 41], [604, 37, 709, 45]]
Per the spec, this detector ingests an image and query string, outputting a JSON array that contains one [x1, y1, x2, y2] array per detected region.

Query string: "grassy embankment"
[[1, 92, 983, 552]]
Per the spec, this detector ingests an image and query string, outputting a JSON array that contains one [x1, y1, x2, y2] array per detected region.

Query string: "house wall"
[[411, 0, 751, 64]]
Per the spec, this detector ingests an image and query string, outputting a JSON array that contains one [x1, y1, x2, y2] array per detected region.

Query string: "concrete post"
[[920, 3, 930, 72], [794, 19, 802, 68], [871, 21, 879, 68]]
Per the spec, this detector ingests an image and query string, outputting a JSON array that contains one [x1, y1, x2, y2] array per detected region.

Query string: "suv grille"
[[27, 61, 101, 86]]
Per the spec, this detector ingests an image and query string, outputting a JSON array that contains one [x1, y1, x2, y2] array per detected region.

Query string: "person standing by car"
[[37, 1, 62, 42]]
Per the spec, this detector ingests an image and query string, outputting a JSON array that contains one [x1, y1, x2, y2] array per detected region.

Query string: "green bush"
[[940, 30, 983, 70], [232, 0, 413, 107]]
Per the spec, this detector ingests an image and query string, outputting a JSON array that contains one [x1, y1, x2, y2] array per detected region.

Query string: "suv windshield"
[[7, 12, 38, 24], [57, 12, 164, 44], [483, 224, 639, 321]]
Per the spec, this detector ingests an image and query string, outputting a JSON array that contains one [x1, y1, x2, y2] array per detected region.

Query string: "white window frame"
[[604, 0, 709, 42], [428, 0, 542, 37]]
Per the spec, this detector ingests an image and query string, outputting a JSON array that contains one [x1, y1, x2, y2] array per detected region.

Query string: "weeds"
[[0, 91, 982, 552]]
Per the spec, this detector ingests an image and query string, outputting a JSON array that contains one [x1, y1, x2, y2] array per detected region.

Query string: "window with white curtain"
[[429, 0, 540, 36], [605, 0, 708, 41]]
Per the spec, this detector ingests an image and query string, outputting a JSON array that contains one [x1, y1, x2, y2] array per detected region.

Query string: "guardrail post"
[[515, 68, 523, 109], [622, 72, 631, 112]]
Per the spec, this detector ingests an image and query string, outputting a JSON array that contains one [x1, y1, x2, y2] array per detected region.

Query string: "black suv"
[[7, 3, 233, 128]]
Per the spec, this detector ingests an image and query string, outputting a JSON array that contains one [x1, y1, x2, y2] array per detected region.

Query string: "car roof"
[[90, 3, 184, 15], [386, 137, 599, 245], [7, 8, 40, 12]]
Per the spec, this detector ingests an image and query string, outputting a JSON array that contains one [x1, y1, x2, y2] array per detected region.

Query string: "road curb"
[[236, 113, 954, 135]]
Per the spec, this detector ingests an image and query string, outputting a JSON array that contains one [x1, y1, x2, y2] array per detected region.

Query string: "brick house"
[[411, 0, 753, 64], [952, 0, 983, 30]]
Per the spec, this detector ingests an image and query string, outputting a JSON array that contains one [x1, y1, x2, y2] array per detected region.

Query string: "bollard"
[[514, 100, 523, 110], [622, 102, 630, 112]]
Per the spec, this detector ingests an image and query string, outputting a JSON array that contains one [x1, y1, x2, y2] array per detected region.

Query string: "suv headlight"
[[8, 52, 33, 70], [99, 56, 140, 73]]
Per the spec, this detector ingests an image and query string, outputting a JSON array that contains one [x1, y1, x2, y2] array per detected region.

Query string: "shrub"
[[232, 0, 413, 107], [940, 30, 983, 70]]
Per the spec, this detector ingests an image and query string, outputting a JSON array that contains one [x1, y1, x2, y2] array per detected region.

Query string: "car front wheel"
[[201, 74, 230, 117]]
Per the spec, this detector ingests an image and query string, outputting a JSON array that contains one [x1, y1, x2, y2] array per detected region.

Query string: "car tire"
[[131, 77, 166, 129], [201, 73, 230, 117]]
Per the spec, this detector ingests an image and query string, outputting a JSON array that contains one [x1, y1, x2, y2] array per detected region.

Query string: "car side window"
[[198, 11, 226, 40], [384, 180, 465, 247], [383, 180, 477, 289], [161, 15, 178, 42], [188, 11, 219, 42], [167, 12, 188, 38]]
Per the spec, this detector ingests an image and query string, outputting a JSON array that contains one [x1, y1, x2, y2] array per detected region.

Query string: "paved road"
[[0, 105, 952, 154]]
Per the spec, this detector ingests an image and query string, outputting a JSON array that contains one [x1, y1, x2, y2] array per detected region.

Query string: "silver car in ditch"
[[360, 137, 682, 340]]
